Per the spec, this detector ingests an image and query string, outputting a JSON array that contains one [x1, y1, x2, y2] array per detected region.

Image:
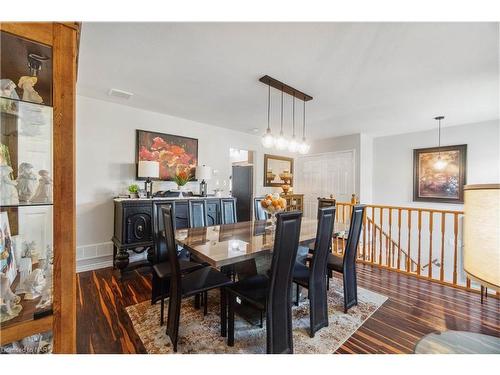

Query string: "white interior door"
[[296, 150, 355, 218]]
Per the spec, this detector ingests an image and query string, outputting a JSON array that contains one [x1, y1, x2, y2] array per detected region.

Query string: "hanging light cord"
[[303, 100, 306, 139], [267, 83, 271, 132], [292, 94, 295, 137], [280, 86, 284, 134]]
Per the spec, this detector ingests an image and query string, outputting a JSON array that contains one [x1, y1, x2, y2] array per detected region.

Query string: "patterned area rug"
[[125, 277, 387, 354]]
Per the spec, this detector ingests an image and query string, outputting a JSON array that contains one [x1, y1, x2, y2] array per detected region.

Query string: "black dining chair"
[[227, 211, 302, 354], [188, 199, 208, 228], [253, 197, 269, 221], [162, 206, 233, 352], [220, 198, 237, 224], [292, 206, 336, 337], [326, 204, 365, 313], [306, 197, 337, 254]]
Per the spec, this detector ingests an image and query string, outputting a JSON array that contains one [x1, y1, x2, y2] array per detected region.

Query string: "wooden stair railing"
[[332, 202, 499, 298]]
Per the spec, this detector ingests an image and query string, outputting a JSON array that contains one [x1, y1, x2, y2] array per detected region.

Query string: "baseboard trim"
[[76, 252, 147, 273]]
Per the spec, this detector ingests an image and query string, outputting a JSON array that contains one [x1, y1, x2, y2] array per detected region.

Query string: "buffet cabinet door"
[[124, 204, 152, 244]]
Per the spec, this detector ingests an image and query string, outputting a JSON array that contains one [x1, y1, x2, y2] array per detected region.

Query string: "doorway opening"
[[230, 148, 254, 222]]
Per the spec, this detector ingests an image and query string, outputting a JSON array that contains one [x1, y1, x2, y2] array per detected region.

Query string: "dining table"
[[175, 218, 349, 268]]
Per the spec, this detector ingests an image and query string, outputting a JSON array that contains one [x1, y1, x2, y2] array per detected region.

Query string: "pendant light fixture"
[[261, 82, 274, 148], [298, 99, 310, 154], [433, 116, 447, 170], [275, 87, 288, 150], [288, 94, 299, 152]]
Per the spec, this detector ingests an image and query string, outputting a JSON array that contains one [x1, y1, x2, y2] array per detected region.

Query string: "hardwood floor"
[[76, 264, 500, 354]]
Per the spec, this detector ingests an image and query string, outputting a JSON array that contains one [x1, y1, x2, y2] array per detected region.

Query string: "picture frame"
[[136, 129, 198, 181], [263, 154, 294, 188], [413, 144, 467, 203]]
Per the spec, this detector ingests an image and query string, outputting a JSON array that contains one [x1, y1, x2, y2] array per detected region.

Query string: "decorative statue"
[[31, 170, 52, 203], [0, 272, 22, 322], [19, 268, 45, 300], [0, 79, 19, 114], [15, 257, 32, 295], [18, 76, 43, 104], [0, 163, 19, 205], [17, 162, 38, 203], [36, 246, 53, 309]]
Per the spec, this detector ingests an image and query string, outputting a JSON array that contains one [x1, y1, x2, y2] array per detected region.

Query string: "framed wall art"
[[136, 129, 198, 181], [413, 144, 467, 203]]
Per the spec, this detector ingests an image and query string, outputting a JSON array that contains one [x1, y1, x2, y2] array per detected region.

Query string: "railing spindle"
[[428, 212, 433, 279], [388, 208, 393, 267], [440, 212, 446, 282], [406, 209, 412, 273], [379, 208, 383, 265], [453, 213, 458, 285], [371, 206, 376, 263], [417, 210, 422, 276], [362, 208, 367, 261], [397, 208, 402, 270]]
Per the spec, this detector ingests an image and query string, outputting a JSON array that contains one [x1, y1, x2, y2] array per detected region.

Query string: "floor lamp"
[[463, 184, 500, 302]]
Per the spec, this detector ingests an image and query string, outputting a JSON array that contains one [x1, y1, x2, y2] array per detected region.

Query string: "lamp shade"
[[463, 184, 500, 291], [196, 165, 212, 181], [137, 160, 159, 178]]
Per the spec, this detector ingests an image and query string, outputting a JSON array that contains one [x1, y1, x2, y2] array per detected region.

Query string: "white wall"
[[372, 120, 500, 209], [76, 95, 285, 271]]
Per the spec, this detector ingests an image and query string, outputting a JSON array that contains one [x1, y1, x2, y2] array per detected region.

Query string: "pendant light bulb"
[[288, 136, 299, 152], [298, 137, 310, 154], [261, 128, 274, 148], [261, 83, 274, 148], [288, 94, 299, 152], [434, 155, 447, 171], [275, 131, 288, 150], [298, 99, 310, 154], [433, 116, 447, 170]]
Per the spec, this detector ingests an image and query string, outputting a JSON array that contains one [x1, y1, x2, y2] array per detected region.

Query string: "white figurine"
[[0, 272, 22, 322], [0, 163, 19, 205], [15, 257, 32, 295], [17, 162, 38, 202], [21, 268, 45, 300], [18, 76, 43, 104], [0, 79, 19, 114], [31, 170, 52, 203]]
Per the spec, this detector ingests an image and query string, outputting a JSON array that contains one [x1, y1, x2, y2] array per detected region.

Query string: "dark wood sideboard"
[[112, 197, 236, 274]]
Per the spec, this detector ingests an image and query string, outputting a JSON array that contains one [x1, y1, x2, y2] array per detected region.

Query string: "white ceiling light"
[[261, 82, 274, 148], [298, 100, 310, 154], [288, 94, 299, 153], [433, 116, 447, 170]]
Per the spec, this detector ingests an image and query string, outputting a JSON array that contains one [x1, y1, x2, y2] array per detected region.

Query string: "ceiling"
[[78, 22, 499, 140]]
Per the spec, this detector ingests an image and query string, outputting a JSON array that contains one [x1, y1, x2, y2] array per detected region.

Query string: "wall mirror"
[[263, 154, 294, 187]]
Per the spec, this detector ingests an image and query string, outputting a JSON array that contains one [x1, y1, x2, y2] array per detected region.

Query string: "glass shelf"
[[0, 202, 53, 209], [0, 96, 52, 109]]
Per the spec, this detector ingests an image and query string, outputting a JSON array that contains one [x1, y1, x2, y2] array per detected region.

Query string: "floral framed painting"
[[136, 130, 198, 181], [413, 144, 467, 203]]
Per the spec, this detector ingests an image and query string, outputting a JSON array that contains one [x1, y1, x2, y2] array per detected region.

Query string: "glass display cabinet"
[[0, 23, 78, 353]]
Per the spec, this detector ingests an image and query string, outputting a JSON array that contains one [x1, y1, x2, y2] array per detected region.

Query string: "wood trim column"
[[52, 23, 77, 353]]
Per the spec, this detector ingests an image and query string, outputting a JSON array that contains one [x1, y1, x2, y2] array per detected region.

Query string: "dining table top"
[[175, 218, 349, 268]]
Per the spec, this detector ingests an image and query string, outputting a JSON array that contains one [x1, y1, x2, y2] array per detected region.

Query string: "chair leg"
[[220, 287, 227, 337], [228, 293, 235, 346], [194, 293, 200, 309], [259, 310, 263, 328], [159, 280, 165, 326], [295, 283, 300, 306], [203, 291, 208, 316]]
